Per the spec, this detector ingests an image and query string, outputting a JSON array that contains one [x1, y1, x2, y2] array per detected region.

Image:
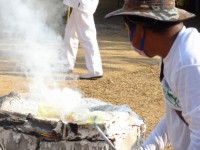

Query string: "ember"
[[0, 92, 146, 150]]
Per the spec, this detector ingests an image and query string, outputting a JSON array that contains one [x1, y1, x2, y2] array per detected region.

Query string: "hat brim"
[[105, 7, 195, 23]]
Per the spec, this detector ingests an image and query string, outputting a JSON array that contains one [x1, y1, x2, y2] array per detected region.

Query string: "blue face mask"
[[129, 24, 146, 53], [129, 24, 136, 42]]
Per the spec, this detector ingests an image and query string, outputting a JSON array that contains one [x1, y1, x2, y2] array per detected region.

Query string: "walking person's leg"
[[74, 10, 103, 79], [64, 10, 79, 72]]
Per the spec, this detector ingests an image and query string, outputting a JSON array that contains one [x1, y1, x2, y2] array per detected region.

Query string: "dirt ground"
[[0, 14, 200, 149]]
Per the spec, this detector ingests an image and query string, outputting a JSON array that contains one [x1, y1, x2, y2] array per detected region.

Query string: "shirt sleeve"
[[141, 115, 170, 150], [176, 65, 200, 149]]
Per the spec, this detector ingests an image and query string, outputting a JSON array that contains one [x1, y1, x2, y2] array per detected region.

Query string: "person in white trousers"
[[63, 0, 103, 80]]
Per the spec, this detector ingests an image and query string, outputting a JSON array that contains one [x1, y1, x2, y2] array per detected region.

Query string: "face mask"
[[129, 24, 148, 57], [130, 44, 148, 57]]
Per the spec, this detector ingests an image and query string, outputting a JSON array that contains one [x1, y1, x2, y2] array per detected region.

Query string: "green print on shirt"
[[166, 90, 180, 107], [163, 79, 180, 108]]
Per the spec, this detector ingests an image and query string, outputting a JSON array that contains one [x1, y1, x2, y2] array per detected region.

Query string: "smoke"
[[0, 0, 74, 101], [0, 1, 142, 124], [0, 0, 66, 39], [0, 0, 112, 118]]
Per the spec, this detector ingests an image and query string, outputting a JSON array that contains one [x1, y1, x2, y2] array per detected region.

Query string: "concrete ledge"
[[0, 127, 38, 150], [40, 141, 110, 150]]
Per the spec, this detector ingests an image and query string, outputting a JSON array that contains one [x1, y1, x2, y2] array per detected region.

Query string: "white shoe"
[[79, 73, 103, 80]]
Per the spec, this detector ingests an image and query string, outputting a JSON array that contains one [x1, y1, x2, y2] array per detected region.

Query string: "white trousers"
[[64, 9, 103, 75]]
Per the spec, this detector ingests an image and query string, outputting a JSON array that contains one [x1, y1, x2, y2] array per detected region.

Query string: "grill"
[[0, 92, 145, 150]]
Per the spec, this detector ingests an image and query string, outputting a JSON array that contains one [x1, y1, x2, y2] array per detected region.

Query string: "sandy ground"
[[1, 15, 200, 149]]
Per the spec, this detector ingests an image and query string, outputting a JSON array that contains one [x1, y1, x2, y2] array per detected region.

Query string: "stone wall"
[[0, 127, 110, 150], [0, 123, 143, 150]]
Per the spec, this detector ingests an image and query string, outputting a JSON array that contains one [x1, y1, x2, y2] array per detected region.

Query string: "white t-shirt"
[[142, 26, 200, 150], [63, 0, 99, 14]]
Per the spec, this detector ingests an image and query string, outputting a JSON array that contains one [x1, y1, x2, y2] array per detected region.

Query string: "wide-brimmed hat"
[[105, 0, 195, 22]]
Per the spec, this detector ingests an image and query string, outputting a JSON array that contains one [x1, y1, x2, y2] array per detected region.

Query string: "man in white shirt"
[[106, 0, 200, 149], [63, 0, 103, 80]]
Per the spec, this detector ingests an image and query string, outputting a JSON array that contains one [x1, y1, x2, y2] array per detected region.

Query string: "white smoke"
[[0, 0, 66, 39], [0, 1, 143, 127], [0, 0, 78, 103]]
